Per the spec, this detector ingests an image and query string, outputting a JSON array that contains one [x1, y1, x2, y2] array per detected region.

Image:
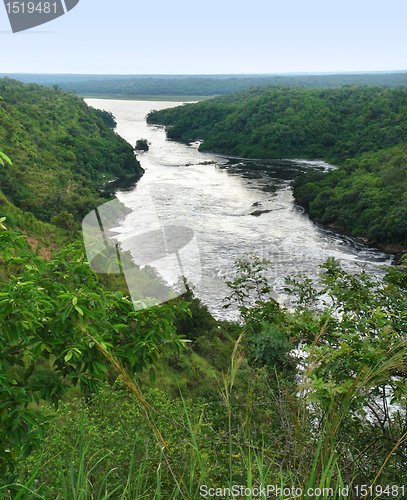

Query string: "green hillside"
[[147, 86, 407, 162], [293, 144, 407, 248], [0, 77, 143, 224], [148, 85, 407, 247], [2, 79, 407, 497]]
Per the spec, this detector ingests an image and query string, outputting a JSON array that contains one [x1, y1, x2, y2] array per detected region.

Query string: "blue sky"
[[0, 0, 406, 74]]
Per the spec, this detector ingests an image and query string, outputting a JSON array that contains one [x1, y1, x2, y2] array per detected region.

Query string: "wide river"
[[86, 99, 393, 320]]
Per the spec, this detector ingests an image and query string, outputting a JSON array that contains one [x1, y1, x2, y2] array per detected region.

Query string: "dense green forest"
[[147, 86, 407, 161], [3, 72, 407, 98], [1, 78, 407, 498], [0, 77, 143, 224], [148, 85, 407, 248], [293, 144, 407, 248]]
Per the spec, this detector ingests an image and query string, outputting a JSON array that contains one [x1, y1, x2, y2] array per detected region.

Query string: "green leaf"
[[74, 305, 84, 316], [0, 150, 12, 165], [61, 305, 73, 322], [23, 364, 35, 381]]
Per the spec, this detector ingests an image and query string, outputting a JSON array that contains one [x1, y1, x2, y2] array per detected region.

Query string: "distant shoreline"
[[81, 94, 213, 102]]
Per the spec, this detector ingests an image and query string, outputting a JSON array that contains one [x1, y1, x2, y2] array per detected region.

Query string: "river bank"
[[86, 98, 394, 319]]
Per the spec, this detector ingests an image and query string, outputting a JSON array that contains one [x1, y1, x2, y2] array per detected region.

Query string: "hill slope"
[[147, 86, 407, 163], [0, 77, 143, 223], [148, 85, 407, 247]]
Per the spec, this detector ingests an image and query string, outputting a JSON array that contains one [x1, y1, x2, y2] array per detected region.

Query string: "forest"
[[1, 78, 407, 499], [148, 85, 407, 248], [0, 78, 143, 224], [3, 72, 407, 98]]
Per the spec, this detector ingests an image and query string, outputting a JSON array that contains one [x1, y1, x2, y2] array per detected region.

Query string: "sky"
[[0, 0, 406, 75]]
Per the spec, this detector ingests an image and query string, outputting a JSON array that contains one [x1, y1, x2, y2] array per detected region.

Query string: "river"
[[86, 99, 393, 320]]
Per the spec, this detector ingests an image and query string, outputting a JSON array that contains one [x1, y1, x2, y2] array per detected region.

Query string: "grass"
[[8, 326, 407, 499]]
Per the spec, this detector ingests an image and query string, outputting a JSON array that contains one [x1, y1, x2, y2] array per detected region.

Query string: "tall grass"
[[7, 327, 407, 499]]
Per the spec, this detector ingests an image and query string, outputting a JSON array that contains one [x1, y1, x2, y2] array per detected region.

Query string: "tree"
[[51, 210, 78, 241], [135, 138, 150, 151], [91, 108, 117, 129], [19, 198, 38, 215], [0, 222, 190, 482], [225, 254, 407, 486]]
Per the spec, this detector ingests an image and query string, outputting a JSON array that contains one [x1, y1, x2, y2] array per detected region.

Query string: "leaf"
[[64, 351, 73, 362], [149, 368, 156, 384], [61, 305, 73, 322], [72, 297, 78, 306], [23, 364, 35, 381], [0, 150, 12, 165], [74, 305, 84, 316]]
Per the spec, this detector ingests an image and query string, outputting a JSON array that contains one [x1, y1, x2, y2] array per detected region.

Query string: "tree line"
[[5, 72, 407, 97]]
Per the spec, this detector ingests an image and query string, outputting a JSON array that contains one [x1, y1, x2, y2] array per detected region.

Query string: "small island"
[[135, 138, 150, 151]]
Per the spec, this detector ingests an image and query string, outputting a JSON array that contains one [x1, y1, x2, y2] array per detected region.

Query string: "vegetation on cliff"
[[0, 77, 143, 224], [294, 144, 407, 246]]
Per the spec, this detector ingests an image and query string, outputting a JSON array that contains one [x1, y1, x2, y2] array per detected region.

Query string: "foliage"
[[293, 144, 407, 246], [148, 86, 407, 163], [147, 97, 241, 143], [0, 78, 143, 223], [19, 199, 38, 216], [89, 107, 117, 129], [135, 138, 149, 151], [174, 283, 219, 342], [3, 252, 407, 497], [0, 149, 11, 167], [223, 254, 407, 488], [0, 221, 190, 482], [50, 210, 78, 241]]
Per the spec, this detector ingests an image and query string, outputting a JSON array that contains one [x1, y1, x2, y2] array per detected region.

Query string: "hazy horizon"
[[2, 70, 407, 77], [1, 0, 406, 75]]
